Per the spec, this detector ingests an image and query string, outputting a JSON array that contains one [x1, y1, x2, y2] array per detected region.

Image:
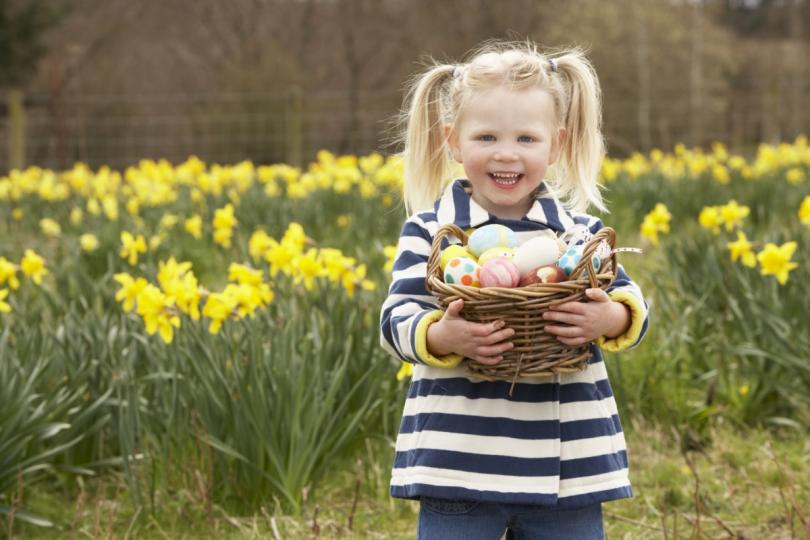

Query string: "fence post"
[[7, 89, 26, 171], [285, 86, 302, 167]]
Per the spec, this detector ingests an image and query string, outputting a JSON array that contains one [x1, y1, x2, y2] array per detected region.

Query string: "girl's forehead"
[[457, 85, 557, 127]]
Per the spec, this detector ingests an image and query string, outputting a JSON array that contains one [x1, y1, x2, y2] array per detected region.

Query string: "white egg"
[[513, 236, 562, 277]]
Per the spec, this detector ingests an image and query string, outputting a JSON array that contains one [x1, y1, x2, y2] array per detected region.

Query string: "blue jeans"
[[417, 497, 604, 539]]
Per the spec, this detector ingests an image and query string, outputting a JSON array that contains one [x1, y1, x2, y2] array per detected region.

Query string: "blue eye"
[[479, 135, 495, 142], [518, 135, 535, 143]]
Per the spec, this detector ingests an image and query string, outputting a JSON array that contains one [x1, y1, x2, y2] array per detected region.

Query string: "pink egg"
[[479, 257, 520, 288]]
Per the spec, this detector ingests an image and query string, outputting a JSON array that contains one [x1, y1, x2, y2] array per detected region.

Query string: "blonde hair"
[[398, 40, 607, 215]]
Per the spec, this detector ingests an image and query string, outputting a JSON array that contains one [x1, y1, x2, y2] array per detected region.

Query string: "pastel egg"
[[444, 256, 481, 287], [558, 244, 602, 276], [513, 236, 562, 277], [479, 257, 521, 288], [478, 246, 515, 266], [440, 244, 474, 270], [467, 224, 518, 258]]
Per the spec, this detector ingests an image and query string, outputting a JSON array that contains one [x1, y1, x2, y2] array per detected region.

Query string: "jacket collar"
[[434, 179, 575, 233]]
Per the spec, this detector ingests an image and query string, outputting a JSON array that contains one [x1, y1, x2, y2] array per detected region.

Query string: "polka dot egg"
[[558, 244, 602, 276], [444, 256, 482, 287], [467, 224, 519, 258]]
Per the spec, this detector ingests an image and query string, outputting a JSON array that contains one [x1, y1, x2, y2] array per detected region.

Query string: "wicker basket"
[[425, 224, 618, 381]]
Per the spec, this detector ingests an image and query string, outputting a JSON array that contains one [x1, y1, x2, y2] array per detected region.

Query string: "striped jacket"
[[379, 179, 649, 508]]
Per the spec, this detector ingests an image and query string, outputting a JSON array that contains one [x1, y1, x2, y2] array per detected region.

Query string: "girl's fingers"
[[547, 302, 586, 314], [471, 320, 505, 337], [477, 327, 515, 345], [544, 324, 583, 338], [555, 336, 589, 346], [445, 299, 464, 318], [543, 311, 582, 325], [475, 341, 514, 357]]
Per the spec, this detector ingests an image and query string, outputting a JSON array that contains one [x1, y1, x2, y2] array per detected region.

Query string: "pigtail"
[[552, 51, 607, 214], [400, 64, 456, 215]]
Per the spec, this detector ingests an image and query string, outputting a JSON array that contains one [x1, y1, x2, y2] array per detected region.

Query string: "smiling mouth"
[[488, 172, 523, 185]]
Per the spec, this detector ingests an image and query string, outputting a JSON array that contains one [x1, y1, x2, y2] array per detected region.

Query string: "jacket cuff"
[[596, 290, 646, 353], [414, 310, 464, 368]]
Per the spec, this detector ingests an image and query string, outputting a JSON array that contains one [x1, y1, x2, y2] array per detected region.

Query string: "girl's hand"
[[542, 288, 630, 347], [427, 299, 515, 365]]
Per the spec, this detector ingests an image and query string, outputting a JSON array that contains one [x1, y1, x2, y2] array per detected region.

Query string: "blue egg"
[[467, 224, 518, 258]]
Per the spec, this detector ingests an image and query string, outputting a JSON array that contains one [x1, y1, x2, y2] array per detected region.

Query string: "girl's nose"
[[494, 149, 518, 161]]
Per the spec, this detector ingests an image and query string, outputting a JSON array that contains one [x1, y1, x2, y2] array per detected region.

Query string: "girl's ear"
[[444, 125, 462, 163], [549, 127, 566, 165]]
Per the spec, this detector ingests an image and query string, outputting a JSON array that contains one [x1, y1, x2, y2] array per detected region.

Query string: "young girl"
[[380, 41, 649, 539]]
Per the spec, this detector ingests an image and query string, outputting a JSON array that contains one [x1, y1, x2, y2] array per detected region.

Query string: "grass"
[[7, 422, 809, 539]]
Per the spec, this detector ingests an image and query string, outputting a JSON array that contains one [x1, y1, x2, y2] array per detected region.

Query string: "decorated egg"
[[478, 246, 515, 266], [513, 236, 562, 277], [518, 264, 568, 286], [440, 244, 474, 270], [479, 257, 520, 288], [558, 244, 602, 276], [444, 256, 481, 287], [467, 224, 518, 258]]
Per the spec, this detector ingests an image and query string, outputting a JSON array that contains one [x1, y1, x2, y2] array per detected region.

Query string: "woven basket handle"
[[566, 227, 617, 288], [426, 224, 469, 294]]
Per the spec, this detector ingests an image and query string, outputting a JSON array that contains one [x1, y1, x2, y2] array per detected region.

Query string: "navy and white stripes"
[[380, 179, 649, 508]]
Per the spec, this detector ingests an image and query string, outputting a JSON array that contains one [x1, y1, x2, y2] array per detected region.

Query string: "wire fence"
[[1, 88, 808, 173]]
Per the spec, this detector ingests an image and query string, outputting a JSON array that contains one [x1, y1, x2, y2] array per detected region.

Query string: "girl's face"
[[447, 85, 563, 220]]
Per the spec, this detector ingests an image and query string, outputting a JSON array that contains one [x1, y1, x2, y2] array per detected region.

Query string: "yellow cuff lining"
[[414, 310, 464, 368], [596, 290, 646, 353]]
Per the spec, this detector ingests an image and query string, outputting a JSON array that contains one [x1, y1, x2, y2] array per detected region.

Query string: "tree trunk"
[[632, 1, 652, 152], [689, 0, 704, 146], [7, 89, 26, 171]]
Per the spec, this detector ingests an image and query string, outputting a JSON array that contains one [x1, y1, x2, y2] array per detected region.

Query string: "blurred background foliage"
[[1, 0, 809, 172]]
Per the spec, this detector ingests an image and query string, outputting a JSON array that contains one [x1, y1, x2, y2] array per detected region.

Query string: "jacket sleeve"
[[379, 215, 464, 368], [580, 216, 650, 352]]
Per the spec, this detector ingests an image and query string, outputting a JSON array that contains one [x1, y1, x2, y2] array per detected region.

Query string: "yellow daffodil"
[[396, 362, 413, 381], [228, 263, 263, 286], [0, 258, 20, 290], [0, 288, 10, 313], [40, 218, 61, 237], [184, 215, 203, 239], [719, 200, 750, 232], [640, 216, 660, 245], [120, 231, 147, 266], [87, 197, 101, 215], [265, 239, 296, 277], [102, 194, 119, 221], [384, 245, 397, 272], [648, 203, 671, 233], [726, 231, 756, 268], [20, 250, 48, 285], [80, 233, 99, 252], [213, 204, 237, 248], [699, 206, 722, 234], [12, 208, 23, 220], [757, 242, 799, 285], [786, 167, 805, 185], [113, 273, 149, 312], [282, 223, 307, 252], [711, 164, 730, 184], [799, 196, 810, 227], [157, 257, 193, 291], [70, 207, 83, 226], [202, 291, 239, 334], [136, 284, 181, 344], [336, 215, 352, 228], [248, 230, 273, 262], [293, 248, 323, 291]]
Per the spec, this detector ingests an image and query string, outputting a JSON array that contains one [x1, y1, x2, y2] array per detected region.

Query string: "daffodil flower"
[[757, 242, 799, 285]]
